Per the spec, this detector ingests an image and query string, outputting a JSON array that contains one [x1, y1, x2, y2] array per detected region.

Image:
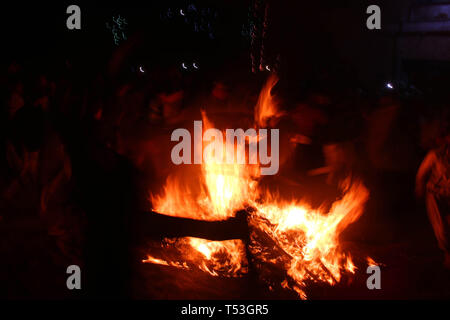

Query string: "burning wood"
[[137, 209, 249, 241], [143, 76, 371, 299]]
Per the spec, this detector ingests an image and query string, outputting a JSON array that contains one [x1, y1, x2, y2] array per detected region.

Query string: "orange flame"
[[254, 74, 284, 127], [367, 257, 379, 267], [249, 179, 369, 298], [145, 76, 371, 298]]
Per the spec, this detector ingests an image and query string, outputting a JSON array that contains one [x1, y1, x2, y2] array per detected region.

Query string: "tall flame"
[[254, 74, 284, 127]]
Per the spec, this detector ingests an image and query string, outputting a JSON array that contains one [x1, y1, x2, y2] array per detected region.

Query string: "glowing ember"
[[143, 237, 247, 277]]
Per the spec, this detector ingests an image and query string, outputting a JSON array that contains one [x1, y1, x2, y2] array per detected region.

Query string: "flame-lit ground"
[[135, 166, 450, 299], [134, 186, 450, 300], [2, 175, 450, 299]]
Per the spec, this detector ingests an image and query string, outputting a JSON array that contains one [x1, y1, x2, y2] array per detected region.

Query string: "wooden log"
[[134, 209, 250, 242]]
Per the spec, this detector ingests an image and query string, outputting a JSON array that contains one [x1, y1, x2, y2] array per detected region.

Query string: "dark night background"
[[3, 0, 450, 89], [1, 0, 450, 300]]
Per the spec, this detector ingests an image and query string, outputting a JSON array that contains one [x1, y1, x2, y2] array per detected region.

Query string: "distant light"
[[181, 62, 188, 70], [386, 82, 394, 89], [180, 9, 185, 16], [265, 65, 271, 71], [139, 66, 145, 73], [193, 62, 199, 69]]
